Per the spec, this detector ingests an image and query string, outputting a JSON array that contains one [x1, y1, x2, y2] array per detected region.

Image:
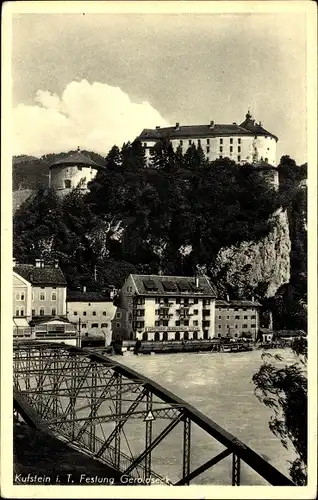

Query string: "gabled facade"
[[14, 259, 67, 320], [119, 274, 217, 341]]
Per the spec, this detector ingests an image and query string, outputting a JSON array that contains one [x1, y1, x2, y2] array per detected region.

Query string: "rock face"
[[211, 210, 291, 298]]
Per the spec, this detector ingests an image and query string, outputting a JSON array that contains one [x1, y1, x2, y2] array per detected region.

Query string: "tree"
[[252, 338, 307, 485]]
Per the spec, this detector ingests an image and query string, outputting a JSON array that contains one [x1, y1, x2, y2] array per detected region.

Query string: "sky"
[[11, 8, 308, 163]]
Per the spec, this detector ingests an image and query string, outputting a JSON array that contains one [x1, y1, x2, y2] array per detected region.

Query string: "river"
[[118, 348, 298, 485]]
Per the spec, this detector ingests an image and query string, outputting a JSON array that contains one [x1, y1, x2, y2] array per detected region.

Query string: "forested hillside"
[[13, 141, 307, 329]]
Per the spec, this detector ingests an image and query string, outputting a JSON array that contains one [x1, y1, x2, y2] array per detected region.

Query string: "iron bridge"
[[13, 342, 294, 486]]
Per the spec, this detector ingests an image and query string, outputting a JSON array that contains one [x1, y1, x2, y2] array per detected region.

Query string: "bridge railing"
[[13, 341, 294, 486]]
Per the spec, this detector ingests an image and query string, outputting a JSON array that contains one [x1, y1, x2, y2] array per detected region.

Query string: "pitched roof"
[[50, 151, 101, 169], [29, 315, 71, 326], [216, 299, 262, 307], [130, 274, 216, 297], [67, 291, 113, 302], [239, 115, 278, 141], [14, 264, 67, 286], [139, 123, 254, 141]]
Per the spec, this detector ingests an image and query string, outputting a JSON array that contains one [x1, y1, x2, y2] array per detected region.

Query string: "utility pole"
[[78, 317, 81, 347]]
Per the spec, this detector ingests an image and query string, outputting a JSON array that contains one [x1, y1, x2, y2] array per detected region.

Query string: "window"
[[92, 323, 98, 328], [21, 293, 25, 301], [203, 321, 210, 327], [207, 147, 210, 153], [78, 165, 82, 171], [175, 331, 180, 341], [198, 139, 201, 146], [155, 309, 159, 315], [101, 323, 108, 328], [175, 320, 180, 326], [244, 315, 248, 319], [251, 315, 256, 319], [137, 298, 145, 305], [203, 299, 210, 306], [218, 325, 221, 328], [92, 311, 96, 316], [162, 320, 169, 326], [235, 333, 238, 337], [238, 155, 241, 162], [235, 315, 240, 319], [218, 316, 222, 319], [189, 140, 192, 145], [183, 320, 189, 326], [180, 140, 183, 146], [51, 292, 57, 301], [116, 312, 121, 318], [207, 138, 210, 145], [238, 146, 241, 153], [220, 155, 223, 159], [220, 138, 223, 144], [16, 292, 20, 300], [15, 309, 20, 316], [82, 324, 86, 329], [74, 311, 78, 316], [163, 331, 168, 341], [83, 311, 87, 316], [155, 320, 160, 326], [52, 308, 56, 316], [143, 331, 148, 341], [203, 330, 209, 340], [32, 308, 35, 316], [143, 142, 147, 148], [220, 146, 223, 152], [238, 138, 241, 144], [40, 308, 45, 316], [193, 309, 198, 315], [194, 298, 198, 304], [64, 179, 71, 189], [116, 322, 120, 328], [154, 332, 160, 341], [242, 324, 248, 329], [251, 324, 256, 328], [176, 298, 180, 304], [235, 325, 238, 329], [137, 309, 144, 316], [184, 331, 189, 341], [193, 320, 198, 326], [230, 146, 233, 153], [40, 291, 45, 301], [230, 138, 233, 144], [218, 333, 221, 337], [193, 331, 198, 340]]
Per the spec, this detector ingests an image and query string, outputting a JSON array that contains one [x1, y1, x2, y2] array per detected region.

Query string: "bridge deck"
[[14, 422, 125, 485]]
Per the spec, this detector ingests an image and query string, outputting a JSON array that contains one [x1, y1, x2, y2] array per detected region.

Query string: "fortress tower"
[[49, 148, 103, 197]]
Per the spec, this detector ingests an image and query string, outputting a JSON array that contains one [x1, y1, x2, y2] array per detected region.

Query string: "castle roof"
[[216, 299, 262, 307], [139, 113, 278, 142], [50, 150, 101, 169], [14, 264, 67, 286], [130, 274, 216, 297]]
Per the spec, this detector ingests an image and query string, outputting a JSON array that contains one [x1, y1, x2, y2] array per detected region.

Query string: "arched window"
[[51, 292, 57, 301], [52, 308, 56, 316], [64, 179, 71, 189], [203, 330, 209, 340], [163, 331, 168, 341], [154, 331, 160, 341], [184, 331, 189, 341], [40, 308, 45, 316], [175, 331, 180, 341], [193, 331, 198, 340], [142, 331, 148, 341]]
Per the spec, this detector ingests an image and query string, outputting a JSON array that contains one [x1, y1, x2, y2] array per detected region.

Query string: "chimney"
[[83, 286, 86, 293], [175, 122, 180, 130], [226, 294, 230, 302], [35, 258, 42, 268], [259, 121, 262, 127], [54, 259, 59, 268], [209, 120, 215, 129], [156, 126, 160, 130], [195, 276, 199, 288]]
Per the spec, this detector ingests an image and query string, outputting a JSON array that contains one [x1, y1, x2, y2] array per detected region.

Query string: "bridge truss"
[[13, 342, 294, 486]]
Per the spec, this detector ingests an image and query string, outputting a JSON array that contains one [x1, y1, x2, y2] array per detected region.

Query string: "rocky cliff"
[[211, 210, 291, 298]]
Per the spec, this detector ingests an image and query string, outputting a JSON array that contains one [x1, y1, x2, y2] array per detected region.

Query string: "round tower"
[[240, 111, 278, 166], [49, 148, 102, 196]]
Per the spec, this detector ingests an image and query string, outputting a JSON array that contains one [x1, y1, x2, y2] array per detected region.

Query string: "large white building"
[[139, 111, 278, 166], [118, 274, 217, 341]]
